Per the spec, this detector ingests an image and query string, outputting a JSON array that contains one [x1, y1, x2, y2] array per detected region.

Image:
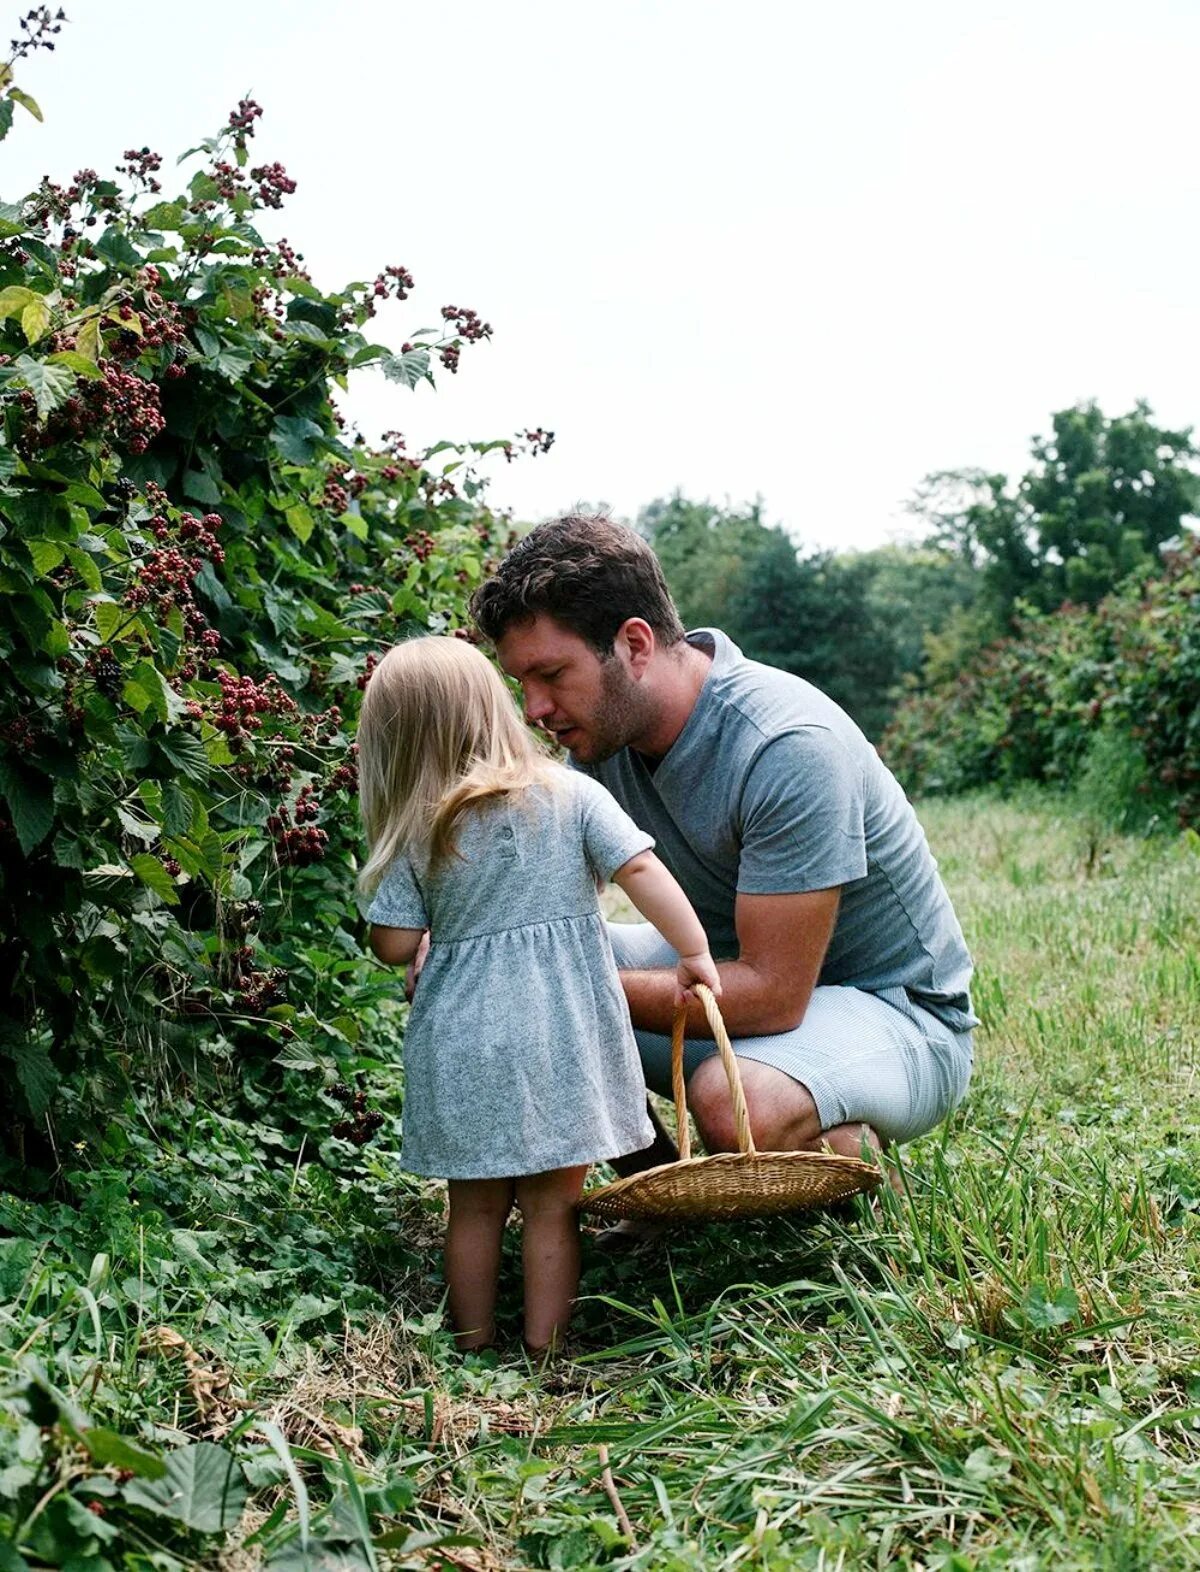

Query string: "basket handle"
[[670, 983, 757, 1161]]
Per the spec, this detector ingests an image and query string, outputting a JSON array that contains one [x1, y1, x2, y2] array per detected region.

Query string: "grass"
[[3, 790, 1200, 1569]]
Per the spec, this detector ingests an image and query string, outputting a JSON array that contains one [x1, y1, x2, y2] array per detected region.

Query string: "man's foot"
[[591, 1216, 670, 1252]]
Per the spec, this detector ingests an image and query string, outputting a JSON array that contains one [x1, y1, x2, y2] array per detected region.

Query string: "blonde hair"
[[356, 635, 555, 895]]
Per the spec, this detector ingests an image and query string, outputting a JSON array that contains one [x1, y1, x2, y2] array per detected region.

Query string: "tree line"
[[639, 400, 1199, 746]]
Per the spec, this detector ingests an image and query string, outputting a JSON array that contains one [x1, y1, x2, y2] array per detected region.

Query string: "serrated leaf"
[[8, 87, 42, 122], [20, 297, 49, 344], [182, 468, 221, 505], [12, 355, 74, 417], [0, 284, 36, 318], [116, 805, 159, 844], [141, 201, 186, 231], [271, 415, 324, 465], [3, 1036, 58, 1117], [93, 599, 127, 643], [381, 348, 431, 390], [0, 759, 54, 854], [47, 349, 104, 379], [121, 678, 154, 715], [284, 318, 333, 345], [285, 505, 313, 544], [83, 1429, 166, 1479], [95, 228, 143, 270], [123, 1442, 246, 1531], [75, 314, 103, 362], [343, 511, 368, 542], [27, 539, 64, 575], [0, 98, 13, 142], [129, 852, 179, 905], [158, 731, 210, 783]]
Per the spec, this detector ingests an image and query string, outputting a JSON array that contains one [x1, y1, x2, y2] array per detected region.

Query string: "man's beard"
[[574, 656, 652, 764]]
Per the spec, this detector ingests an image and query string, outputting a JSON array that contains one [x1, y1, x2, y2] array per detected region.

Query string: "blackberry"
[[90, 649, 123, 699]]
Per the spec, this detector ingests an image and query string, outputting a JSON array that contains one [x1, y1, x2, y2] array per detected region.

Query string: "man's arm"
[[619, 885, 840, 1038]]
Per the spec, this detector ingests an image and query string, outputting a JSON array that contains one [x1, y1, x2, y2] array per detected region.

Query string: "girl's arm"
[[611, 850, 721, 1000], [370, 925, 426, 967]]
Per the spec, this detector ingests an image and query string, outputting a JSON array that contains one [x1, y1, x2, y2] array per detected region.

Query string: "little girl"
[[356, 635, 719, 1356]]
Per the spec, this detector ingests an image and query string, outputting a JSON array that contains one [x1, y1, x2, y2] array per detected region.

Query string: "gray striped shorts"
[[607, 922, 974, 1146]]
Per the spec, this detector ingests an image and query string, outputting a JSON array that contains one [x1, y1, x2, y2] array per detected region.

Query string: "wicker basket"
[[580, 984, 883, 1221]]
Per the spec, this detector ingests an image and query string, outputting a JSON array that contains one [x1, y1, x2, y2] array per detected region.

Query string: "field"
[[3, 792, 1200, 1570]]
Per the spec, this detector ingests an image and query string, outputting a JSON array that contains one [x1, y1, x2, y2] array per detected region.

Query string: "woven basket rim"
[[579, 1146, 884, 1214]]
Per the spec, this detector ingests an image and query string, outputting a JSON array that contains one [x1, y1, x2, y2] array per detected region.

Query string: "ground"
[[3, 792, 1199, 1570]]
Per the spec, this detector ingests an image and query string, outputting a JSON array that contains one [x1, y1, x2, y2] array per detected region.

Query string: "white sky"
[[5, 0, 1199, 550]]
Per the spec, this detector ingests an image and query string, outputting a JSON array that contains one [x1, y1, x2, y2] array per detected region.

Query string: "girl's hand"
[[676, 950, 722, 1005]]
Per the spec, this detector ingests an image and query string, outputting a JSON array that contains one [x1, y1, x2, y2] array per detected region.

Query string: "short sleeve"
[[574, 773, 655, 883], [737, 730, 868, 894], [365, 854, 428, 928]]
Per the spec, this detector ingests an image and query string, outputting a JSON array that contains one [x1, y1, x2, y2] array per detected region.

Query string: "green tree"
[[910, 401, 1200, 625], [640, 496, 899, 737]]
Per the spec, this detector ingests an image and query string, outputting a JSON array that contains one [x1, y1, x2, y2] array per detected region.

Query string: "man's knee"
[[688, 1057, 821, 1152]]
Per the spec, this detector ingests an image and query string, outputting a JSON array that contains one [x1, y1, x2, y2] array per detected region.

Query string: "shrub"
[[883, 536, 1200, 830], [0, 61, 550, 1159]]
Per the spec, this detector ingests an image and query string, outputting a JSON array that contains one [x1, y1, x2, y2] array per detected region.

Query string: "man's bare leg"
[[687, 1056, 897, 1185]]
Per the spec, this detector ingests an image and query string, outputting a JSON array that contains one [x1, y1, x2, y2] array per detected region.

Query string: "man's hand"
[[405, 930, 431, 1002]]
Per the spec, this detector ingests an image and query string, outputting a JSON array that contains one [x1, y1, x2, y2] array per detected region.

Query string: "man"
[[469, 514, 977, 1172]]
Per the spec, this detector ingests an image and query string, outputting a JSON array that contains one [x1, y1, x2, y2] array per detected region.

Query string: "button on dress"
[[366, 768, 656, 1179]]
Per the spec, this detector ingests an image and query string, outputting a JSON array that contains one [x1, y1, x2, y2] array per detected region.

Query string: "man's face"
[[495, 613, 649, 765]]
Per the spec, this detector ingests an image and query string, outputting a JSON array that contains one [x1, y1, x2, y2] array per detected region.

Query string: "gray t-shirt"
[[583, 629, 978, 1033]]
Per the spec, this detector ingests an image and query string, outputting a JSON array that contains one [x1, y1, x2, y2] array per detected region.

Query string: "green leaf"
[[0, 758, 54, 854], [123, 1442, 247, 1532], [121, 678, 154, 716], [67, 547, 102, 591], [47, 349, 104, 379], [182, 468, 222, 505], [27, 538, 64, 575], [8, 87, 42, 122], [271, 415, 325, 465], [0, 97, 14, 141], [21, 296, 49, 343], [95, 227, 143, 270], [116, 805, 159, 844], [93, 600, 127, 644], [75, 314, 103, 363], [284, 318, 333, 346], [83, 1429, 166, 1479], [343, 511, 368, 542], [129, 853, 180, 905], [158, 731, 210, 783], [381, 348, 432, 390], [0, 284, 36, 318], [141, 200, 186, 231], [285, 505, 314, 544], [4, 1037, 58, 1118], [12, 355, 74, 417]]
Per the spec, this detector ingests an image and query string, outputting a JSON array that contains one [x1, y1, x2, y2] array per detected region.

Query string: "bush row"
[[0, 85, 547, 1168], [882, 534, 1200, 830]]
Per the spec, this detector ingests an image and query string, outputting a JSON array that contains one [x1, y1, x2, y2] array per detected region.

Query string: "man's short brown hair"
[[470, 513, 686, 655]]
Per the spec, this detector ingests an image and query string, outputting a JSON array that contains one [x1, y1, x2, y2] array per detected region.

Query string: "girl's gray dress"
[[366, 768, 656, 1179]]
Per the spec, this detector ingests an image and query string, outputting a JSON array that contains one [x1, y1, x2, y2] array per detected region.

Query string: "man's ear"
[[615, 617, 655, 677]]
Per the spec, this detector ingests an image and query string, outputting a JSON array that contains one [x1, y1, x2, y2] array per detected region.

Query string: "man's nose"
[[523, 683, 553, 724]]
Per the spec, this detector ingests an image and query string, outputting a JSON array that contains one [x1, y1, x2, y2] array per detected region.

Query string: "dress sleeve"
[[737, 729, 868, 894], [574, 773, 655, 883], [365, 854, 428, 928]]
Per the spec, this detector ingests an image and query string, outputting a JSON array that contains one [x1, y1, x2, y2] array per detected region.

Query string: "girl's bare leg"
[[514, 1165, 589, 1354], [445, 1177, 514, 1350]]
